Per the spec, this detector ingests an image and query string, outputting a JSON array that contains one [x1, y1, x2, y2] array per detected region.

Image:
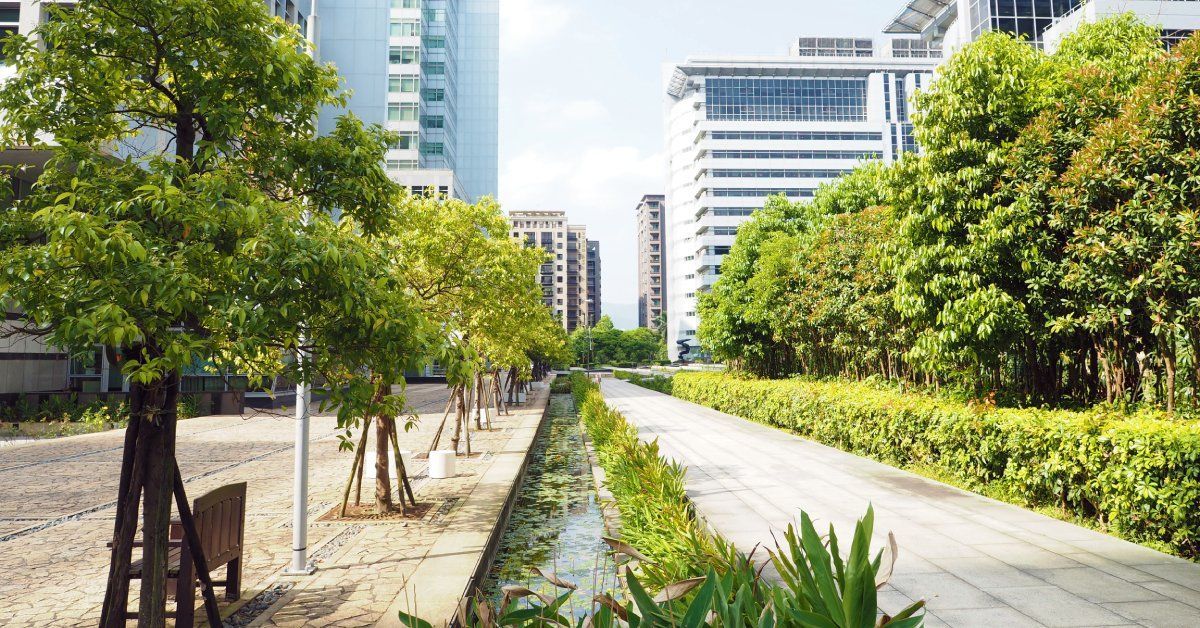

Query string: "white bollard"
[[429, 450, 457, 479]]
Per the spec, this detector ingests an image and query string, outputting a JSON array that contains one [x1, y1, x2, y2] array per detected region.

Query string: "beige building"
[[636, 195, 666, 329], [507, 210, 591, 332]]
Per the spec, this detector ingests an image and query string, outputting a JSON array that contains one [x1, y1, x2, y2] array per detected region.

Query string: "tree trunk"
[[99, 382, 148, 628], [375, 414, 393, 513], [138, 370, 180, 627]]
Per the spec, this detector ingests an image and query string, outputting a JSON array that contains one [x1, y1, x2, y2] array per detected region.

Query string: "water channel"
[[482, 393, 616, 614]]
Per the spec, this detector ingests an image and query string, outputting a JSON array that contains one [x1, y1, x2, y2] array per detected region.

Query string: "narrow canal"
[[482, 392, 614, 613]]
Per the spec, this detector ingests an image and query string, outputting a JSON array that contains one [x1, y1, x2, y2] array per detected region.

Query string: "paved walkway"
[[601, 378, 1200, 628], [0, 383, 549, 627]]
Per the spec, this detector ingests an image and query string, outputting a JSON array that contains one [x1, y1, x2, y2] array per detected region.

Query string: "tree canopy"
[[698, 16, 1200, 411]]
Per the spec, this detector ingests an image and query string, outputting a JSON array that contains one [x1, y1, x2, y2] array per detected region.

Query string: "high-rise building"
[[507, 211, 591, 333], [886, 0, 1200, 53], [318, 0, 498, 200], [663, 38, 938, 361], [586, 240, 602, 327], [635, 195, 666, 330]]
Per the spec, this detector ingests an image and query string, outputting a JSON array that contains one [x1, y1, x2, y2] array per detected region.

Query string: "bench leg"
[[226, 557, 242, 601], [176, 558, 196, 627]]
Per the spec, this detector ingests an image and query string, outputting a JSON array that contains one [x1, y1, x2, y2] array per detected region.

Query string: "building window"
[[684, 274, 695, 280], [389, 76, 419, 93], [390, 46, 420, 64], [387, 103, 419, 121], [705, 77, 868, 122], [391, 132, 417, 150], [710, 169, 855, 179], [421, 115, 445, 129], [686, 311, 696, 317], [686, 292, 695, 298], [391, 0, 420, 7], [424, 36, 446, 49], [422, 87, 445, 101], [389, 20, 420, 37], [420, 142, 444, 155], [709, 150, 882, 160], [424, 61, 446, 75], [386, 159, 418, 172]]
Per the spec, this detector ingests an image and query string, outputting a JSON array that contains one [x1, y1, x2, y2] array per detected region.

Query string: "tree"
[[0, 0, 408, 622]]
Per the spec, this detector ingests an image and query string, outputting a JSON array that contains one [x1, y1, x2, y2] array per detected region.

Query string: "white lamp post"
[[285, 0, 320, 577]]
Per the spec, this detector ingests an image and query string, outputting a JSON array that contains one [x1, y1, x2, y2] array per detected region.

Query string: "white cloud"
[[501, 0, 573, 54], [500, 145, 663, 211], [520, 99, 610, 128]]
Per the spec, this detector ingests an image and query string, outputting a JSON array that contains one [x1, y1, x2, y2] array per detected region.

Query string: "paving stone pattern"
[[601, 378, 1200, 628], [0, 384, 542, 627]]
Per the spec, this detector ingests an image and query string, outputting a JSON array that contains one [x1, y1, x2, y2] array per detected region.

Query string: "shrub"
[[570, 372, 724, 588], [672, 372, 1200, 557], [612, 370, 673, 395], [549, 376, 572, 394]]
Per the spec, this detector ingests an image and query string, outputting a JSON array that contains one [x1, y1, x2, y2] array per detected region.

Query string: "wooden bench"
[[114, 482, 246, 626]]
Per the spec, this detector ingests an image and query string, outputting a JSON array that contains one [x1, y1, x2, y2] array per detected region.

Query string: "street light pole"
[[285, 0, 320, 577]]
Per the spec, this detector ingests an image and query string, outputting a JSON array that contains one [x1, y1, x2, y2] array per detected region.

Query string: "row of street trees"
[[0, 0, 566, 624], [699, 16, 1200, 410]]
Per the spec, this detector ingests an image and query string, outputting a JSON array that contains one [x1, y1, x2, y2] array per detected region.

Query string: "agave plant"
[[397, 506, 925, 627]]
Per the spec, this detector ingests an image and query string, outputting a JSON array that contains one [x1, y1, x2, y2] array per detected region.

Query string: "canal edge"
[[455, 379, 556, 626]]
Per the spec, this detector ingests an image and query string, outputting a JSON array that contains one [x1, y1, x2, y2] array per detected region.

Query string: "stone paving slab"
[[0, 382, 544, 627], [600, 378, 1200, 628]]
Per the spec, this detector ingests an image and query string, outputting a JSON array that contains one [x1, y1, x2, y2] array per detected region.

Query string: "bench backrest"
[[192, 482, 246, 569]]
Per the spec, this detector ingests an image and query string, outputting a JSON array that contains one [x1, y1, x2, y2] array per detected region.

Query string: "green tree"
[[0, 1, 409, 622]]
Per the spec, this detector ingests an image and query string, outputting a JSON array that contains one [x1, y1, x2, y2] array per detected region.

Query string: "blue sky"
[[498, 0, 902, 328]]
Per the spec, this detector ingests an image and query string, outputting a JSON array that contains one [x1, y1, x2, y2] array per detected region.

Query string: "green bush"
[[612, 370, 673, 395], [570, 373, 725, 588], [672, 372, 1200, 557], [549, 376, 572, 394]]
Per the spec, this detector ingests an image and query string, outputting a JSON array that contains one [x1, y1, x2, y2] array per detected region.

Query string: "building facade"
[[635, 194, 666, 330], [586, 240, 602, 327], [886, 0, 1200, 53], [317, 0, 498, 200], [507, 211, 591, 333], [663, 38, 938, 361]]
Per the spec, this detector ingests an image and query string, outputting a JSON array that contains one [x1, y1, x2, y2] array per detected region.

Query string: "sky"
[[497, 0, 903, 329]]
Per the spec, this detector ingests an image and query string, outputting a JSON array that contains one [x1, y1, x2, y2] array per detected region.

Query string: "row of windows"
[[389, 20, 420, 38], [709, 131, 883, 142], [390, 46, 419, 64], [698, 208, 756, 217], [710, 150, 882, 160], [390, 132, 417, 150], [389, 76, 419, 93], [390, 0, 420, 7], [710, 169, 855, 179], [387, 103, 419, 121], [386, 159, 419, 172], [711, 188, 816, 198], [705, 78, 868, 122]]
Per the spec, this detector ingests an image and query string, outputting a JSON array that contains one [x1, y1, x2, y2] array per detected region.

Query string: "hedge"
[[672, 372, 1200, 558], [570, 373, 727, 588], [612, 370, 673, 395]]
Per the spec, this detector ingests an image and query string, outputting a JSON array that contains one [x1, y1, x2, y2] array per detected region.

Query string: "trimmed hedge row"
[[612, 370, 673, 395], [672, 372, 1200, 557], [570, 373, 727, 588]]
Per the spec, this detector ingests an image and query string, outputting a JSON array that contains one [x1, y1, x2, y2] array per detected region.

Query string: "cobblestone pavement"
[[602, 378, 1200, 628], [0, 383, 544, 627]]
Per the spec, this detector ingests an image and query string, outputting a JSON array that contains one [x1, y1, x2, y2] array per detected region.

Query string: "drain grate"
[[223, 582, 295, 626], [429, 497, 460, 524]]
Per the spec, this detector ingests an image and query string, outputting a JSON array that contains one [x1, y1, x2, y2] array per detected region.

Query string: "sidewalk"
[[600, 378, 1200, 628], [0, 383, 549, 627]]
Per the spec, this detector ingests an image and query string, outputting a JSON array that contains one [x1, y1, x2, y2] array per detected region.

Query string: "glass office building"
[[663, 38, 937, 361], [318, 0, 498, 200]]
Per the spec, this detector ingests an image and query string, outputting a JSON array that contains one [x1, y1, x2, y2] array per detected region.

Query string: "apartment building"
[[506, 211, 591, 333], [663, 37, 938, 360], [635, 195, 666, 330], [586, 240, 602, 327]]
